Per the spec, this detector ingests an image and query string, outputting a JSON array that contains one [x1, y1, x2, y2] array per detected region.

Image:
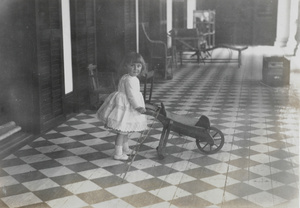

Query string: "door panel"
[[252, 0, 278, 45], [197, 0, 277, 45], [36, 0, 65, 132]]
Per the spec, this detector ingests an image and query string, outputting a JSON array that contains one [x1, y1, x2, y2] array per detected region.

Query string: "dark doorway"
[[196, 0, 278, 45]]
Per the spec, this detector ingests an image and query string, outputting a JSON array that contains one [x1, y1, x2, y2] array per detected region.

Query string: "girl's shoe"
[[114, 154, 129, 161], [123, 148, 136, 155]]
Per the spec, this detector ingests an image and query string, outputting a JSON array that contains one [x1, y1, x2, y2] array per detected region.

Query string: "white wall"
[[167, 0, 173, 48], [187, 0, 196, 29], [61, 0, 73, 94]]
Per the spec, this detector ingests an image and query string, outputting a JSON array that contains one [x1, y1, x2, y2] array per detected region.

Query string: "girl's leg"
[[115, 133, 125, 146], [114, 133, 129, 160], [123, 135, 136, 155], [123, 134, 129, 152]]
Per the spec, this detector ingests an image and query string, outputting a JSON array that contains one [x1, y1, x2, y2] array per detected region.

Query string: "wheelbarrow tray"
[[145, 103, 225, 159], [162, 110, 210, 140]]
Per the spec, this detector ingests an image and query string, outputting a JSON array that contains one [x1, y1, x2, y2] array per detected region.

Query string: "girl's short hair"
[[120, 52, 147, 77], [117, 51, 147, 81], [123, 51, 146, 70]]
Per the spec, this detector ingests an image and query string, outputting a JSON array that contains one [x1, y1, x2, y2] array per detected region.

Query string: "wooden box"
[[262, 56, 290, 86]]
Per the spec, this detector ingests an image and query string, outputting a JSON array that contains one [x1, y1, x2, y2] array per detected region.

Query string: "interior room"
[[0, 0, 299, 207]]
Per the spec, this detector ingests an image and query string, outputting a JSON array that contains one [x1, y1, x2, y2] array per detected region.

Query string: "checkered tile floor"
[[0, 46, 299, 208]]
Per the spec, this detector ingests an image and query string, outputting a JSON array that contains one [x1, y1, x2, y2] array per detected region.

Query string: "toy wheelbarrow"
[[145, 103, 225, 159]]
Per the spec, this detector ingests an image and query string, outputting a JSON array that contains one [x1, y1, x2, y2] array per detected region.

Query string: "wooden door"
[[198, 0, 278, 45], [148, 0, 167, 42], [173, 0, 187, 29], [96, 0, 136, 73], [124, 0, 137, 52], [71, 0, 97, 111], [216, 0, 253, 45], [252, 0, 278, 45], [35, 0, 65, 132]]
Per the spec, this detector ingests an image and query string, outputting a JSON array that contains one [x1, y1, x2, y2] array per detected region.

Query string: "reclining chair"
[[141, 23, 174, 80]]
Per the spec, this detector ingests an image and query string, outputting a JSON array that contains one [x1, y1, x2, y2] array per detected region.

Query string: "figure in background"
[[96, 52, 148, 160]]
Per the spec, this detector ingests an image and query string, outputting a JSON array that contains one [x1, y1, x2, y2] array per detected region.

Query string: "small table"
[[203, 45, 248, 68]]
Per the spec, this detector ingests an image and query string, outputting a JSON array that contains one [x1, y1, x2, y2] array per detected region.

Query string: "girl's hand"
[[136, 107, 146, 114]]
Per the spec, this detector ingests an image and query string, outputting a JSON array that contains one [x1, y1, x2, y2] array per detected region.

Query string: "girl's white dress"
[[96, 74, 148, 133]]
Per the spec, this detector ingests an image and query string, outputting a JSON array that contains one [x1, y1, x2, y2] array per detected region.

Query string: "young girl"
[[96, 52, 148, 160]]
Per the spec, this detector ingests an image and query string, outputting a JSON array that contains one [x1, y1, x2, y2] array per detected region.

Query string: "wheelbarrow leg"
[[238, 49, 242, 68], [157, 120, 172, 159]]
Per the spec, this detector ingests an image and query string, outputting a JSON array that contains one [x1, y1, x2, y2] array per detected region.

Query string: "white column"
[[286, 0, 299, 51], [274, 0, 291, 47], [167, 0, 173, 48], [295, 0, 300, 57], [61, 0, 73, 94], [187, 0, 196, 29], [136, 0, 139, 53]]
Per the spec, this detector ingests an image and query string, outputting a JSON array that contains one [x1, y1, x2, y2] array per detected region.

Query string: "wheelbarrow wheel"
[[196, 126, 224, 154]]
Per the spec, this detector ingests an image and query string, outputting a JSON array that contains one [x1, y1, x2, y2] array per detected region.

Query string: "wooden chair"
[[141, 23, 174, 80], [88, 64, 153, 106], [139, 68, 154, 103], [87, 64, 117, 109], [170, 28, 207, 65]]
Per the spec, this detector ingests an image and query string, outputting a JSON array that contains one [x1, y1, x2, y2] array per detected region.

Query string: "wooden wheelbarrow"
[[145, 103, 225, 159]]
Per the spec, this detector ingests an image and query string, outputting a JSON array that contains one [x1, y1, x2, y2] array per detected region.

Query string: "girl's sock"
[[123, 142, 130, 152], [123, 142, 136, 155], [115, 145, 123, 155], [114, 145, 128, 160]]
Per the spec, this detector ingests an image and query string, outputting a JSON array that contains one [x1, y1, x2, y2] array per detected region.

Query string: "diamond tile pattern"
[[0, 47, 299, 207]]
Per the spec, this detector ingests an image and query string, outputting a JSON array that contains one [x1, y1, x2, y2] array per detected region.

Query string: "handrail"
[[141, 23, 167, 47], [141, 23, 168, 58], [141, 23, 173, 79]]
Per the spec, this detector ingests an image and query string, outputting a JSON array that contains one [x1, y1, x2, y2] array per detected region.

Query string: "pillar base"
[[283, 47, 295, 56], [274, 39, 288, 47], [295, 43, 300, 57]]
